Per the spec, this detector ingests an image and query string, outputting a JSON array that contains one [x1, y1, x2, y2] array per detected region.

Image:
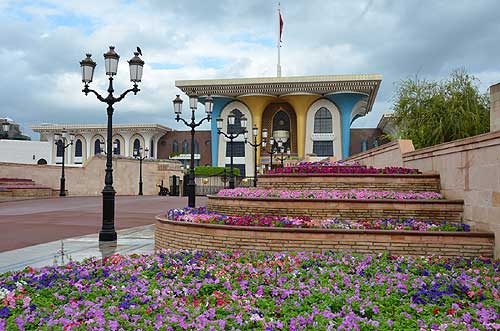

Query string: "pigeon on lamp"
[[136, 46, 142, 56]]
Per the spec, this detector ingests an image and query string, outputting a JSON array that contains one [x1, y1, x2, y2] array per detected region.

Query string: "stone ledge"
[[206, 196, 464, 221], [155, 217, 494, 257]]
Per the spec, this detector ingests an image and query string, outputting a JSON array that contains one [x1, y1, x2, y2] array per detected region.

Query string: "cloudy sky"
[[1, 0, 499, 139]]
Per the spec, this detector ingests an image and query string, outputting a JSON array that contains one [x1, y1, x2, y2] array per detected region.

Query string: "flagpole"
[[277, 3, 282, 77]]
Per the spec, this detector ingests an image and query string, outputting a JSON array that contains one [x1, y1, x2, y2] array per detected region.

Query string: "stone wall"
[[345, 140, 415, 168], [343, 132, 500, 257], [0, 155, 182, 196], [257, 174, 441, 192], [155, 217, 494, 257], [491, 83, 500, 132], [207, 196, 464, 221]]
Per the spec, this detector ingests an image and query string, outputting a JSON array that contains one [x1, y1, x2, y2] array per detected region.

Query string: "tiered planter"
[[206, 195, 464, 221], [155, 216, 494, 257], [257, 173, 441, 192]]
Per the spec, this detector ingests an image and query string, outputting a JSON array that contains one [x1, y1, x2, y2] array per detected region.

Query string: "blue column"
[[208, 97, 233, 166], [325, 94, 365, 159]]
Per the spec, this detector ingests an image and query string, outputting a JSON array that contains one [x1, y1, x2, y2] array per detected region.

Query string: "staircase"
[[0, 178, 58, 200]]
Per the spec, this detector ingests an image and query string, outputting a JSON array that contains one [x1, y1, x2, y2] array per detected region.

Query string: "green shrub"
[[194, 166, 240, 177]]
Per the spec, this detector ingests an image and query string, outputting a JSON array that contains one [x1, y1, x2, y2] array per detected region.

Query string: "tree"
[[391, 69, 490, 149]]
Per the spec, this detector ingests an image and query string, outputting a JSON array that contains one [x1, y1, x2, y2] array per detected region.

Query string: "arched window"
[[113, 139, 121, 155], [75, 139, 83, 157], [182, 140, 189, 154], [56, 140, 63, 157], [314, 107, 333, 133], [228, 109, 245, 134], [94, 139, 101, 155], [133, 139, 141, 153], [172, 140, 179, 153], [194, 140, 200, 154], [150, 139, 154, 158]]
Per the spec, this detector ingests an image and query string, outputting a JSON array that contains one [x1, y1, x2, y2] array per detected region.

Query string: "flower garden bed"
[[267, 163, 421, 175], [206, 195, 464, 221], [168, 207, 470, 232], [257, 173, 441, 192], [4, 251, 497, 330], [217, 188, 442, 200], [155, 216, 493, 257]]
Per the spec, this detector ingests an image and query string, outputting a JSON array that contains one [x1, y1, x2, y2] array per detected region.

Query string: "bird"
[[136, 46, 142, 56]]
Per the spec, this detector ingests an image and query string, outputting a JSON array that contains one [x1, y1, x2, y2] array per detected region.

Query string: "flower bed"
[[1, 252, 499, 330], [217, 188, 442, 200], [267, 162, 421, 175], [168, 207, 469, 232]]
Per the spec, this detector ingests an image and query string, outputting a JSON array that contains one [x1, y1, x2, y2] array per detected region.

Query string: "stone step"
[[0, 178, 36, 186], [257, 173, 441, 193], [0, 185, 54, 198]]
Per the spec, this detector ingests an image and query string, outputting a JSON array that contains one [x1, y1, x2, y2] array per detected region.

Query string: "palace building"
[[175, 74, 383, 176]]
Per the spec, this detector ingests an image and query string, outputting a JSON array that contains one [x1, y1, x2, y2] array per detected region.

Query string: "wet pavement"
[[0, 195, 206, 252], [0, 225, 155, 273]]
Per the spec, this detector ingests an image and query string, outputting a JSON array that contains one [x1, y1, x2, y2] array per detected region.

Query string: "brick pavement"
[[0, 195, 206, 252]]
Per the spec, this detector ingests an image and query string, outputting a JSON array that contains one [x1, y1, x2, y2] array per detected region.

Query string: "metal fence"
[[181, 174, 256, 196]]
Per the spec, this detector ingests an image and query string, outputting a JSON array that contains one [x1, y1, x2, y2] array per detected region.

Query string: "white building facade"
[[31, 124, 171, 165]]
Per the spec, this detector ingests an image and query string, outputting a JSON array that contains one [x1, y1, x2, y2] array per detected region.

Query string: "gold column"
[[281, 95, 319, 158], [238, 96, 275, 166]]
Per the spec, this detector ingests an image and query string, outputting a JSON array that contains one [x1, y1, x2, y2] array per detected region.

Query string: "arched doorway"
[[262, 103, 297, 154]]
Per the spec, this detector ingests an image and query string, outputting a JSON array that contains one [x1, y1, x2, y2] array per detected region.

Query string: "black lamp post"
[[0, 121, 10, 139], [173, 94, 213, 208], [245, 126, 267, 187], [80, 46, 144, 242], [134, 147, 149, 196], [54, 130, 75, 197], [277, 146, 291, 167], [217, 114, 248, 189]]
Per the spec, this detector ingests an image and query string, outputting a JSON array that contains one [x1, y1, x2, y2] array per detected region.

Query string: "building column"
[[281, 95, 320, 158], [82, 133, 93, 163], [325, 94, 366, 159], [122, 132, 132, 157], [238, 96, 274, 166], [209, 97, 234, 166]]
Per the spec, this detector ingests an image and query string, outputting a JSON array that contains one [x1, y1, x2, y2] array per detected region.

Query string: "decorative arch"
[[73, 134, 87, 163], [350, 98, 369, 125], [305, 99, 342, 159], [217, 101, 254, 175], [261, 102, 297, 154], [129, 134, 145, 156], [112, 134, 125, 156], [90, 134, 105, 156]]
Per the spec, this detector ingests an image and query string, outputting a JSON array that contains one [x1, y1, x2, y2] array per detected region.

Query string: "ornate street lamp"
[[173, 94, 213, 208], [80, 46, 144, 242], [0, 121, 10, 139], [217, 114, 248, 189], [54, 130, 75, 196], [133, 147, 149, 196], [277, 146, 291, 167], [245, 126, 267, 187]]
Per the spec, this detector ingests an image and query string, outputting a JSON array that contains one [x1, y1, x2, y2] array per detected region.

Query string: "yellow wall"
[[238, 95, 320, 163]]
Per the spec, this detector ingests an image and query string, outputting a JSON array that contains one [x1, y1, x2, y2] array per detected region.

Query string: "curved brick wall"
[[206, 196, 464, 221], [155, 217, 494, 257], [257, 173, 441, 192]]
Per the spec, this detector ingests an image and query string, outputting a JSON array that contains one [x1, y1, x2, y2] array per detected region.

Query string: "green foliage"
[[391, 69, 490, 149], [194, 166, 240, 177]]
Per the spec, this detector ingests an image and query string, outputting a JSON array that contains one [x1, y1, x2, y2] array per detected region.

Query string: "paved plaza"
[[0, 195, 205, 252]]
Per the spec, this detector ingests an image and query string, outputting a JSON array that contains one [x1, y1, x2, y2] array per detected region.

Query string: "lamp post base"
[[99, 230, 117, 241]]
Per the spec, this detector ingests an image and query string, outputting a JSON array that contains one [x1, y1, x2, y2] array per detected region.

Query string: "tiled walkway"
[[0, 225, 154, 273]]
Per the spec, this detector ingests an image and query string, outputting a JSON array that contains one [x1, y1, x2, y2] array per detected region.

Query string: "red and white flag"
[[279, 12, 284, 44]]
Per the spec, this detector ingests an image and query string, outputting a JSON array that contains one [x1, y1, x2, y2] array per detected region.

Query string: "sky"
[[1, 0, 500, 139]]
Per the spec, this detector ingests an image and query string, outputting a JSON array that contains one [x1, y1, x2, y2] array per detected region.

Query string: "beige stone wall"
[[207, 196, 464, 221], [491, 83, 500, 132], [342, 131, 500, 257], [0, 155, 182, 196], [345, 140, 415, 168], [155, 217, 494, 257]]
